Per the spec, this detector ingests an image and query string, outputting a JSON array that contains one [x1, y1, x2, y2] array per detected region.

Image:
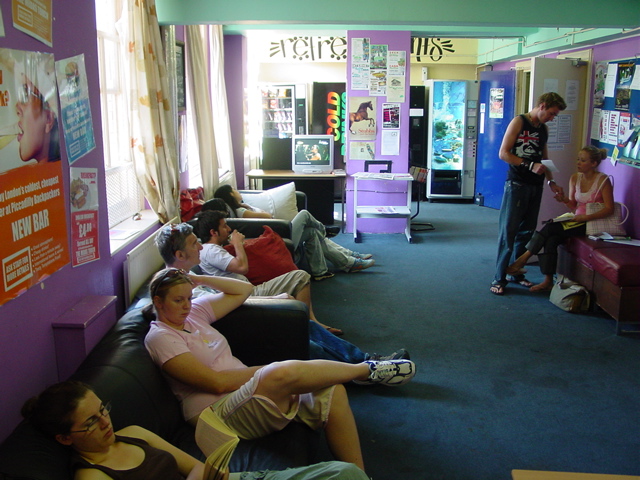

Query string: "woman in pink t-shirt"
[[144, 268, 416, 473], [507, 146, 614, 292]]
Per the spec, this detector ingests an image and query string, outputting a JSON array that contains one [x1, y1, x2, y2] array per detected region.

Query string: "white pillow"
[[244, 182, 298, 222]]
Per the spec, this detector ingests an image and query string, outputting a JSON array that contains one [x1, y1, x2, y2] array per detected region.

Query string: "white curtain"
[[119, 0, 179, 223], [186, 25, 236, 199]]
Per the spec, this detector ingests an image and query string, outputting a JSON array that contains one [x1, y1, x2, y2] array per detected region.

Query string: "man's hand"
[[229, 230, 245, 249], [531, 163, 547, 175]]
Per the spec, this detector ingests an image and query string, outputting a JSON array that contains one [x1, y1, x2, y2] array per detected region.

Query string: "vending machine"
[[260, 84, 308, 170], [425, 80, 478, 200]]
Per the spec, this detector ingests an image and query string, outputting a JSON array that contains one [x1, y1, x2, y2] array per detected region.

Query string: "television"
[[291, 134, 334, 174]]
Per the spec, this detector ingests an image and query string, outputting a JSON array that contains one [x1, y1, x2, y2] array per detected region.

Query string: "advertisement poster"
[[55, 54, 96, 163], [12, 0, 53, 47], [349, 141, 375, 161], [350, 38, 369, 91], [69, 168, 99, 267], [348, 97, 377, 140], [0, 48, 69, 306], [489, 88, 504, 118], [311, 82, 346, 169], [614, 62, 634, 112], [382, 103, 400, 129]]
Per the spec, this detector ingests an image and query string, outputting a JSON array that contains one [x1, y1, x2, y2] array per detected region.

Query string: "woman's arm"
[[117, 426, 210, 480], [239, 203, 272, 219], [188, 274, 253, 320], [162, 352, 261, 396]]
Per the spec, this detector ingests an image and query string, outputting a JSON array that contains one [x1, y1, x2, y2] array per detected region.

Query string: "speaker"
[[261, 137, 292, 170], [409, 86, 428, 168]]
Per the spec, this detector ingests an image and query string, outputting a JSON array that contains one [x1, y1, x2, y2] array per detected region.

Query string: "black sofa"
[[0, 297, 333, 480]]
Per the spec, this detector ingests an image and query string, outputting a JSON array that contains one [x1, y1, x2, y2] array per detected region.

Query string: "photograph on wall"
[[69, 168, 100, 267], [614, 62, 634, 112], [55, 54, 96, 164], [348, 97, 376, 140], [0, 48, 70, 306], [349, 141, 375, 161], [369, 69, 387, 96], [382, 103, 400, 129], [489, 88, 504, 118]]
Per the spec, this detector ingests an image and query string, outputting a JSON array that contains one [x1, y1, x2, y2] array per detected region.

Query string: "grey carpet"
[[311, 201, 639, 480]]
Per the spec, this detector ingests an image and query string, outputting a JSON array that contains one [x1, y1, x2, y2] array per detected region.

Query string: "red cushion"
[[589, 247, 640, 287], [224, 226, 298, 285]]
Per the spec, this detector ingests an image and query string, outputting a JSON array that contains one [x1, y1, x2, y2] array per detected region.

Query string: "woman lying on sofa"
[[23, 381, 369, 480], [507, 145, 615, 292], [144, 268, 416, 473], [213, 185, 375, 281]]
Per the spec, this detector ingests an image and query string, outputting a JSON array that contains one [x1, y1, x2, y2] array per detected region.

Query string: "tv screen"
[[292, 135, 334, 173]]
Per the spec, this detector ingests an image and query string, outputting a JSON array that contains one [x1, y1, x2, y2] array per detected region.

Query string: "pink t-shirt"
[[145, 294, 246, 421]]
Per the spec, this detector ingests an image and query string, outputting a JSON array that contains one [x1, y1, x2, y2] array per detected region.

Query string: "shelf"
[[355, 206, 411, 217]]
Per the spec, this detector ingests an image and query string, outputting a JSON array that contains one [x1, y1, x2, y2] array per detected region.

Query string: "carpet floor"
[[310, 201, 639, 480]]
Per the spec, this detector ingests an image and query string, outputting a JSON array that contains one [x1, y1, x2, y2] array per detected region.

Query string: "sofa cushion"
[[224, 226, 298, 285], [589, 246, 640, 287], [240, 183, 299, 221]]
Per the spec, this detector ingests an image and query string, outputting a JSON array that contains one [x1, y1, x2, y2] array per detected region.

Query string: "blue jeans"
[[308, 321, 366, 363], [494, 180, 543, 285]]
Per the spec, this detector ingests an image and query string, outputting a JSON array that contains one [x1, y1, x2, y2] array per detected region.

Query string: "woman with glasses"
[[22, 381, 369, 480], [144, 268, 416, 473]]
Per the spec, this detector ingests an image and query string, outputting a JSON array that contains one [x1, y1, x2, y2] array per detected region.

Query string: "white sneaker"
[[353, 359, 416, 386], [348, 258, 375, 272]]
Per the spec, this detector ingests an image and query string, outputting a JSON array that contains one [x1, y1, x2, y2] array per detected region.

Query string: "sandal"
[[511, 277, 534, 288], [326, 327, 344, 336], [490, 284, 505, 296]]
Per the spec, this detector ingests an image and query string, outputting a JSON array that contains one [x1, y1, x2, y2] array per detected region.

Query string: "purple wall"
[[490, 35, 640, 238], [346, 31, 412, 234], [224, 35, 247, 190], [0, 0, 124, 442]]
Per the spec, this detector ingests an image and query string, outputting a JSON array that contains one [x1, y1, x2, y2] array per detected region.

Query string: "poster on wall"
[[350, 38, 369, 90], [614, 62, 634, 112], [349, 141, 375, 161], [69, 168, 100, 267], [311, 82, 346, 169], [489, 88, 504, 118], [12, 0, 53, 47], [55, 54, 96, 164], [348, 97, 377, 140], [0, 48, 69, 306]]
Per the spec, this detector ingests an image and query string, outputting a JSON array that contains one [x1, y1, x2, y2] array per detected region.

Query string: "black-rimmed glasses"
[[68, 401, 111, 435]]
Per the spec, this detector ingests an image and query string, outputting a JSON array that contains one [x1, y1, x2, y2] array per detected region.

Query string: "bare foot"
[[506, 264, 527, 275], [530, 281, 553, 293]]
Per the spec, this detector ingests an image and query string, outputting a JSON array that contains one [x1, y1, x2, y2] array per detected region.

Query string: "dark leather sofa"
[[0, 297, 332, 480]]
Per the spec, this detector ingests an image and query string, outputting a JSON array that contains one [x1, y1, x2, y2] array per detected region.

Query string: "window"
[[95, 0, 144, 228]]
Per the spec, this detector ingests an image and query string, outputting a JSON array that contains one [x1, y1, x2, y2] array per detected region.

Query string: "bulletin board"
[[590, 58, 640, 169]]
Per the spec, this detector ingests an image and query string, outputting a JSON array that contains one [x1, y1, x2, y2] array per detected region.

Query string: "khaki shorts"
[[212, 366, 334, 440], [252, 270, 310, 298]]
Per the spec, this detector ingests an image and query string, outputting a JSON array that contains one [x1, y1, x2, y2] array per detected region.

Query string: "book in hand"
[[545, 212, 576, 223], [196, 407, 239, 480]]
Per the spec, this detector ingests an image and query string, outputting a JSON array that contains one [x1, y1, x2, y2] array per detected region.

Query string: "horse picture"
[[349, 100, 375, 134]]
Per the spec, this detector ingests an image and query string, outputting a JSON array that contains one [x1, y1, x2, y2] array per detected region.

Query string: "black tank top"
[[507, 114, 548, 186], [71, 435, 183, 480]]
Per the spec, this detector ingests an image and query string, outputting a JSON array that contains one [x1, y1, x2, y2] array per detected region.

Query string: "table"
[[352, 173, 414, 243], [246, 169, 346, 227]]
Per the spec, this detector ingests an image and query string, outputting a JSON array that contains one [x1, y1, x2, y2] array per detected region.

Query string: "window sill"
[[109, 210, 159, 256]]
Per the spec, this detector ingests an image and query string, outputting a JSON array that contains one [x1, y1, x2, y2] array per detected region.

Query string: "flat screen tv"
[[292, 135, 334, 174]]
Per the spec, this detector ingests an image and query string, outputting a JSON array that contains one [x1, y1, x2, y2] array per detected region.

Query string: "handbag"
[[584, 174, 629, 236], [549, 275, 590, 313]]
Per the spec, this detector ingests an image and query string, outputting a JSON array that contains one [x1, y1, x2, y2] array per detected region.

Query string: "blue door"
[[475, 70, 517, 209]]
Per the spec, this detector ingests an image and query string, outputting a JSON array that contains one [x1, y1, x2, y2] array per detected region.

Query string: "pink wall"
[[345, 31, 412, 234], [0, 0, 114, 441], [489, 35, 640, 238]]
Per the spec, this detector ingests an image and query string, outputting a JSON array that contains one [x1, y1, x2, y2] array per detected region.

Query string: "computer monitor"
[[291, 135, 334, 174]]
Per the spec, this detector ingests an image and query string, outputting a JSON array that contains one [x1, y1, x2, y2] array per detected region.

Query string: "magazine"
[[195, 407, 240, 480]]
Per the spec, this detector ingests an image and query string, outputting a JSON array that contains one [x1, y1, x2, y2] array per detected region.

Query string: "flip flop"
[[512, 278, 534, 288], [490, 284, 505, 296]]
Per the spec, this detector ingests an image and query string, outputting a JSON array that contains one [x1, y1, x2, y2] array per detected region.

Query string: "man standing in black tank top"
[[490, 92, 567, 296]]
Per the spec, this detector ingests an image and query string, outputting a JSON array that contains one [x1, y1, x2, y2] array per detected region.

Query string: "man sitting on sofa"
[[154, 219, 409, 364]]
